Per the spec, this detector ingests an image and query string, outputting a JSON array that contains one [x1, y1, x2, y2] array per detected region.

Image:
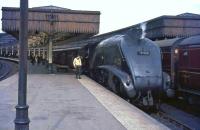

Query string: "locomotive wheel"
[[95, 69, 101, 83], [113, 78, 128, 99], [93, 69, 100, 82], [99, 70, 107, 85], [93, 69, 109, 88], [107, 73, 115, 92], [112, 77, 122, 95]]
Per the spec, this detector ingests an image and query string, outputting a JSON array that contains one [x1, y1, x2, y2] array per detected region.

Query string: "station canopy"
[[1, 5, 100, 47]]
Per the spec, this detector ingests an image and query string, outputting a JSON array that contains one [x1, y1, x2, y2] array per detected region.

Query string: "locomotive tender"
[[156, 35, 200, 104]]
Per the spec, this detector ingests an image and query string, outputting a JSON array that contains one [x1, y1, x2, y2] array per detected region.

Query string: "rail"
[[0, 61, 11, 81], [0, 57, 19, 63], [155, 111, 194, 130]]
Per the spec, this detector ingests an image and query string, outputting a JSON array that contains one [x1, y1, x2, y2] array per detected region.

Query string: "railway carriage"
[[156, 35, 200, 103]]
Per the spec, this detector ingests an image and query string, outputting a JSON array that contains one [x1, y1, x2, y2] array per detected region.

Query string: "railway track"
[[149, 102, 200, 130], [0, 60, 13, 81], [154, 111, 193, 130]]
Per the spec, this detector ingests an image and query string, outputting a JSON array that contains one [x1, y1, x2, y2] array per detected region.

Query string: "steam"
[[140, 22, 146, 39]]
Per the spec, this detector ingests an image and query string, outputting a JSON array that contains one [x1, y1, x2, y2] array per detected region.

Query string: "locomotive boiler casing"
[[90, 34, 164, 100]]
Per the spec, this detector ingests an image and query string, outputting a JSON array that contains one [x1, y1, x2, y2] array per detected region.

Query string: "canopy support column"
[[48, 36, 53, 73]]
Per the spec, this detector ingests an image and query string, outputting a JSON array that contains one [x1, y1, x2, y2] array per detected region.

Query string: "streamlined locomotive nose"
[[134, 68, 163, 91], [134, 76, 162, 91], [121, 37, 163, 93]]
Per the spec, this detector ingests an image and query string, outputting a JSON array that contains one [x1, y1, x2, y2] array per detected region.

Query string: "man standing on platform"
[[73, 55, 82, 79]]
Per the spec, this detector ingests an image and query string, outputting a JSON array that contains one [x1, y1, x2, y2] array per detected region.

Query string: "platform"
[[0, 73, 169, 130], [0, 57, 169, 130]]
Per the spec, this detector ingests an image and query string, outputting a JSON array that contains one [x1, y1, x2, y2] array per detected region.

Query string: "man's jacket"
[[73, 57, 82, 68]]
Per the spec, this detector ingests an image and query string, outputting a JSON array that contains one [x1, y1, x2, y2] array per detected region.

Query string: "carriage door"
[[178, 46, 190, 90]]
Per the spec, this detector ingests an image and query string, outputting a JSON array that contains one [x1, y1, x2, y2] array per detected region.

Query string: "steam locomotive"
[[53, 30, 174, 107], [156, 35, 200, 104]]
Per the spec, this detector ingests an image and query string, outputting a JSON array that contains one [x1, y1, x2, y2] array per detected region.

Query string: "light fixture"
[[174, 49, 178, 54]]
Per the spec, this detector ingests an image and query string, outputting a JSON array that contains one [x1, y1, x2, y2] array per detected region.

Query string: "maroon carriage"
[[156, 35, 200, 102]]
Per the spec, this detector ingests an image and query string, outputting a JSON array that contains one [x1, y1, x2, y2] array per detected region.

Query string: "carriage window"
[[183, 51, 188, 56]]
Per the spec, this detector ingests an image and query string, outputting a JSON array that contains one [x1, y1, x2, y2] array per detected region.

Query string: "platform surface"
[[0, 73, 169, 130]]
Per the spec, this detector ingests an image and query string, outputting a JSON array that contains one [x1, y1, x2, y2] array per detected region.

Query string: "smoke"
[[140, 22, 146, 39]]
